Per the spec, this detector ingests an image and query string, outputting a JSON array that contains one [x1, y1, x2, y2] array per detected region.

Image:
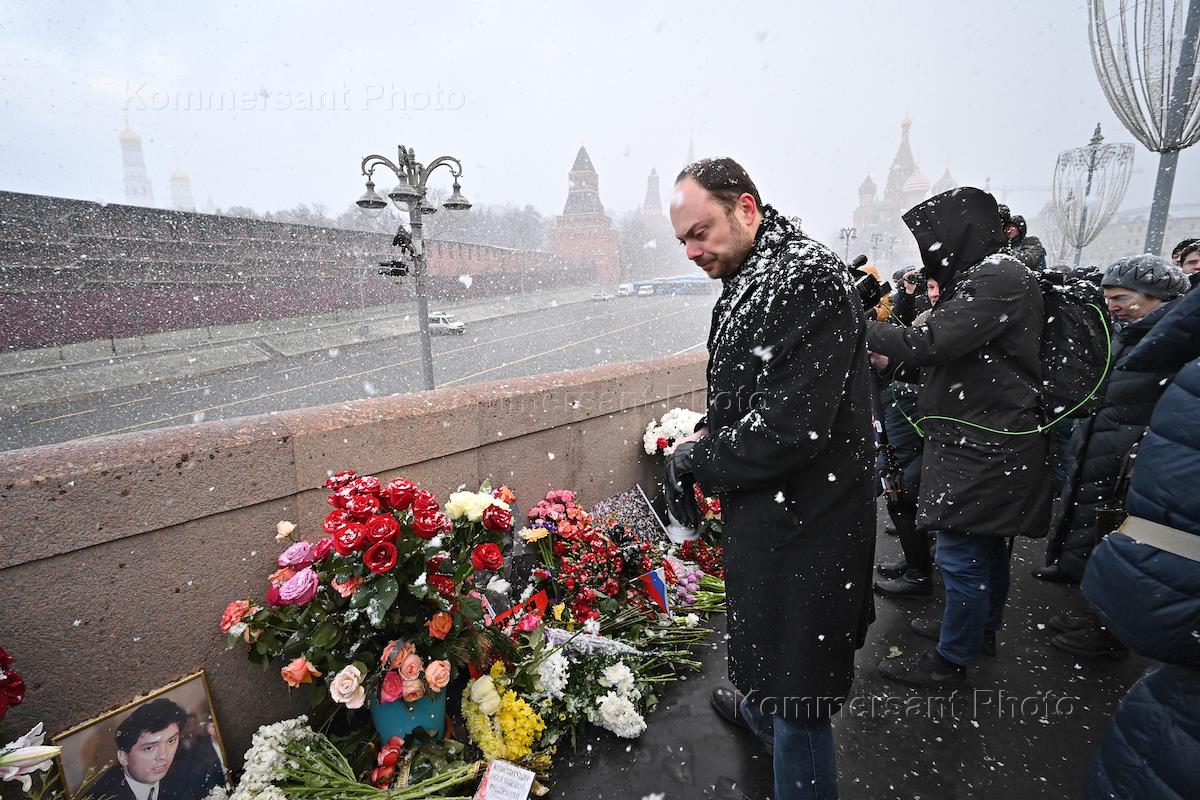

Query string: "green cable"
[[885, 303, 1113, 439]]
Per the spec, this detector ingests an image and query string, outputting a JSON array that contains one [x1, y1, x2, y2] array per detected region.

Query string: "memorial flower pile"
[[219, 472, 517, 726], [641, 407, 704, 455]]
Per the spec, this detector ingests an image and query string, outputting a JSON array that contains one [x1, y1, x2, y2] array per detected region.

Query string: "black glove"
[[664, 441, 700, 528]]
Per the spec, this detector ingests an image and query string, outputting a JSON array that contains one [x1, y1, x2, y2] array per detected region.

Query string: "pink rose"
[[380, 670, 404, 704], [279, 567, 319, 606], [401, 678, 425, 703], [277, 540, 316, 569], [424, 660, 451, 693], [398, 653, 424, 682]]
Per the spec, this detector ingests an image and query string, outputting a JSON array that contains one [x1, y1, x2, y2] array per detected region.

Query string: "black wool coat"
[[691, 207, 876, 721], [1047, 299, 1179, 581], [866, 188, 1053, 539]]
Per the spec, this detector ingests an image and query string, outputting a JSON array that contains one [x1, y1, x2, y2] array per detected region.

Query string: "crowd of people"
[[661, 157, 1199, 799]]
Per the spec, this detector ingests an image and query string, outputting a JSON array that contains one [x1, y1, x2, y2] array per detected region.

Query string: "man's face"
[[926, 278, 940, 305], [1181, 250, 1200, 275], [1003, 224, 1020, 241], [670, 178, 759, 280], [117, 724, 180, 784], [1103, 287, 1161, 322]]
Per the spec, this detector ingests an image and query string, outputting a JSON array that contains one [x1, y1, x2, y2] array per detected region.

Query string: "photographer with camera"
[[864, 187, 1053, 688]]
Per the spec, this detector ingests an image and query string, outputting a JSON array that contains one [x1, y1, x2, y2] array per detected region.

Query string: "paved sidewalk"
[[0, 287, 595, 409]]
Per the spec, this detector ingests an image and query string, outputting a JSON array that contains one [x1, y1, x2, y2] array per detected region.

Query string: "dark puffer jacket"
[[1046, 298, 1180, 581], [1082, 287, 1200, 800]]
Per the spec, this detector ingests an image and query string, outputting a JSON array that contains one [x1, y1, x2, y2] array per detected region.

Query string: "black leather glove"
[[664, 441, 700, 528]]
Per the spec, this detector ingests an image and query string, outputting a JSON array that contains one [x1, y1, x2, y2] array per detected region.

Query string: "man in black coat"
[[999, 204, 1048, 271], [665, 158, 875, 800], [865, 187, 1052, 687]]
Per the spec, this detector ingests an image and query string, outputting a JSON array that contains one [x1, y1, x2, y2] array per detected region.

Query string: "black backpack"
[[1036, 272, 1112, 421]]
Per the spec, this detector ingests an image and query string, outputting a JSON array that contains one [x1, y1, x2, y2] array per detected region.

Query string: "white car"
[[428, 311, 466, 335], [591, 292, 616, 302], [617, 283, 634, 297]]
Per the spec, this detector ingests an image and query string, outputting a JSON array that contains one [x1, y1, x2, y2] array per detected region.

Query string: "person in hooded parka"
[[664, 157, 876, 800], [864, 187, 1053, 686]]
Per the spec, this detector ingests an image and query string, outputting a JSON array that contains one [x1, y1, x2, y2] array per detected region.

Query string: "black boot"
[[1050, 620, 1129, 659], [879, 648, 967, 688], [876, 557, 907, 579], [910, 618, 997, 657], [874, 569, 933, 597], [1032, 564, 1074, 583], [895, 507, 931, 575], [1047, 612, 1090, 634]]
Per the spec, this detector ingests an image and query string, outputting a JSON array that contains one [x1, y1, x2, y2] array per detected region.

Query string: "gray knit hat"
[[1101, 255, 1189, 300]]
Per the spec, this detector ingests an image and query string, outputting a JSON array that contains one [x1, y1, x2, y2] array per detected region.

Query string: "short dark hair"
[[1172, 237, 1199, 258], [115, 699, 186, 753], [1180, 240, 1200, 261], [675, 157, 762, 212]]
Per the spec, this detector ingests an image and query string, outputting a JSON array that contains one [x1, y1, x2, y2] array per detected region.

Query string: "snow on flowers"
[[642, 407, 703, 455]]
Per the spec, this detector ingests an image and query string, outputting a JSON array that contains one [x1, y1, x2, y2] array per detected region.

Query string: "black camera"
[[903, 269, 926, 285], [850, 256, 891, 311], [378, 259, 410, 277]]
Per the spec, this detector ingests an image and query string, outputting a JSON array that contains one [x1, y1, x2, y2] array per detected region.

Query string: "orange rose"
[[424, 659, 451, 692], [381, 640, 414, 669], [269, 567, 297, 586], [399, 653, 424, 682], [331, 575, 364, 598], [280, 657, 322, 688], [220, 600, 252, 633], [425, 611, 453, 640], [401, 678, 425, 703]]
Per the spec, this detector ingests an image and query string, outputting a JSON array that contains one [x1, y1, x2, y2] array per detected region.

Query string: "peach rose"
[[220, 600, 252, 633], [280, 657, 322, 688], [425, 611, 453, 640], [401, 678, 425, 703], [275, 520, 297, 542], [331, 575, 364, 598], [424, 660, 451, 693], [269, 567, 297, 587], [329, 665, 366, 709], [398, 653, 424, 682]]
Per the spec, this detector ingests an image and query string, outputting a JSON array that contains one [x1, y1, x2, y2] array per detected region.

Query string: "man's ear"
[[738, 192, 759, 225], [117, 750, 128, 769]]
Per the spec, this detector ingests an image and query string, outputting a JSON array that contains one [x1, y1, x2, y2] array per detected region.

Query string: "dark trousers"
[[935, 532, 1012, 667]]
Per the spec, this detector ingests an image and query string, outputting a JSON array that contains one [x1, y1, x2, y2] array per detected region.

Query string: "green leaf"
[[311, 619, 341, 649], [366, 576, 399, 626], [459, 595, 484, 623]]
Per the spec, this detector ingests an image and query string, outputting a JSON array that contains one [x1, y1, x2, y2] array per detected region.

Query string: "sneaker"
[[1047, 613, 1090, 634], [910, 618, 997, 657], [1050, 626, 1129, 659], [873, 570, 933, 598], [878, 648, 967, 688], [876, 557, 907, 579]]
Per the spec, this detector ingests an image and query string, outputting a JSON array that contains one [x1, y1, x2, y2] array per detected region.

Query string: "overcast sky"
[[2, 0, 1196, 246]]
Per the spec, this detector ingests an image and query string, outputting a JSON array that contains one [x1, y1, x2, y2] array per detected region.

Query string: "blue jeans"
[[935, 532, 1012, 667], [740, 697, 838, 800]]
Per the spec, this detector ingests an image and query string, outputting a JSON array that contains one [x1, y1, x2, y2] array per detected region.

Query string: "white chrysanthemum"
[[594, 691, 647, 739], [536, 650, 570, 700], [598, 662, 636, 697]]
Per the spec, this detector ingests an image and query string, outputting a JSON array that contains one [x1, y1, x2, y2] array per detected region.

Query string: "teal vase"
[[371, 692, 447, 742]]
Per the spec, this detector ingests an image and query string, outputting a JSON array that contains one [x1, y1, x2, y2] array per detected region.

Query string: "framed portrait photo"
[[52, 671, 231, 800]]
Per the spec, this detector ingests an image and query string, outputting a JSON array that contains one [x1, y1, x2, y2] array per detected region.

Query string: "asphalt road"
[[0, 294, 714, 452]]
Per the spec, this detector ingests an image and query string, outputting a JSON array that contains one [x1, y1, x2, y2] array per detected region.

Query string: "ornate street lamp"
[[355, 145, 472, 390], [1051, 124, 1134, 266], [839, 226, 857, 263], [1088, 0, 1200, 254]]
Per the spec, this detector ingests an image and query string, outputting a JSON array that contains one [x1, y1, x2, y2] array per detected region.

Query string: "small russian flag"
[[637, 567, 670, 615]]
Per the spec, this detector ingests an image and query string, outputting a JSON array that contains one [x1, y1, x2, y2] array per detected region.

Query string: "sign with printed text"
[[473, 759, 536, 800]]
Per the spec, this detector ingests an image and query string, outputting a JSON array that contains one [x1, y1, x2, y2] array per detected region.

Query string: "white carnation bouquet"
[[642, 408, 703, 456]]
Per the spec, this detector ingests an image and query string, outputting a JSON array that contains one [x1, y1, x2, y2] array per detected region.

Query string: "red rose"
[[382, 478, 417, 510], [428, 574, 456, 597], [364, 541, 398, 574], [412, 512, 449, 540], [482, 504, 513, 533], [265, 584, 284, 607], [346, 494, 381, 519], [313, 536, 334, 561], [333, 522, 368, 555], [322, 509, 352, 536], [411, 489, 440, 517], [656, 436, 669, 451], [377, 735, 404, 768], [471, 543, 504, 572], [324, 470, 358, 489], [328, 485, 356, 509], [426, 553, 449, 574], [366, 514, 401, 543], [352, 475, 381, 495]]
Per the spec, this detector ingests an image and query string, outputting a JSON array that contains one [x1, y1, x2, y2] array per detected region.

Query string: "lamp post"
[[839, 227, 857, 263], [870, 232, 883, 262], [1050, 123, 1133, 267], [355, 145, 471, 391], [886, 234, 897, 267]]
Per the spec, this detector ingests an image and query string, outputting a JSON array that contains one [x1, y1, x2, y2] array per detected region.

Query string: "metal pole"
[[1075, 141, 1100, 267], [1145, 0, 1200, 254], [408, 203, 436, 390]]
